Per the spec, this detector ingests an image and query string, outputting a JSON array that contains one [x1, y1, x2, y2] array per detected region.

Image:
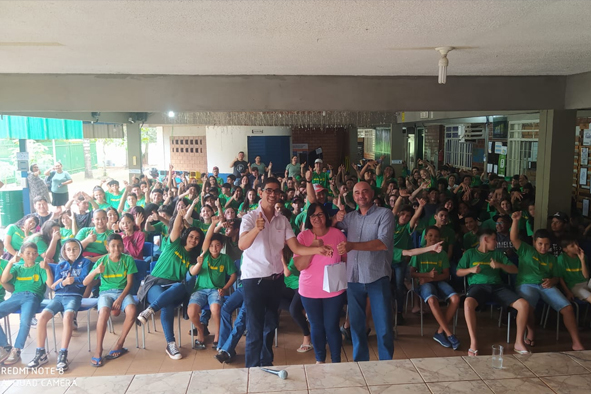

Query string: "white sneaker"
[[165, 342, 182, 360], [0, 347, 9, 364], [4, 348, 21, 365], [137, 307, 155, 325]]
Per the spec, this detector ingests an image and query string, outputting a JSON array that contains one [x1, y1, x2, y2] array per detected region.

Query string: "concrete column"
[[391, 124, 406, 177], [534, 110, 576, 230], [126, 123, 143, 181], [347, 125, 359, 169]]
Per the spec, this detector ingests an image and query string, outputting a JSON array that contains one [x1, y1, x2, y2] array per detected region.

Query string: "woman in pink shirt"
[[118, 213, 145, 260], [294, 203, 346, 363]]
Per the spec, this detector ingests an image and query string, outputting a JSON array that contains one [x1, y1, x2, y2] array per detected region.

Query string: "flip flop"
[[194, 340, 206, 350], [297, 344, 313, 353], [105, 347, 129, 360], [524, 338, 535, 347], [91, 356, 103, 367], [468, 348, 478, 357], [514, 348, 531, 355]]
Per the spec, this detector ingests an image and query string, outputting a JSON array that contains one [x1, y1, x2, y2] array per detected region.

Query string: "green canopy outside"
[[0, 115, 83, 140]]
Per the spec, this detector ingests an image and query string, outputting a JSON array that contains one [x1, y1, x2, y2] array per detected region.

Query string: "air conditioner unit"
[[460, 126, 485, 142]]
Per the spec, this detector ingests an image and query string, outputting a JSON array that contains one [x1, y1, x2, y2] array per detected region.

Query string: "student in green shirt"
[[83, 233, 137, 367], [92, 187, 112, 210], [0, 242, 54, 365], [136, 207, 204, 360], [3, 215, 39, 259], [410, 226, 460, 350], [558, 237, 591, 304], [104, 179, 125, 210], [26, 220, 62, 263], [457, 228, 530, 356], [188, 217, 237, 349], [462, 213, 480, 251], [510, 212, 584, 351], [421, 207, 456, 260], [59, 210, 77, 240], [76, 210, 114, 262]]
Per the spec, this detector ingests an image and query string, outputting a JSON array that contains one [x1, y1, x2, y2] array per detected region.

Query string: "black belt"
[[260, 273, 284, 281]]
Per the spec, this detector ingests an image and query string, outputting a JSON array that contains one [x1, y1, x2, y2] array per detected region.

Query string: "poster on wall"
[[582, 147, 589, 165], [580, 167, 588, 185], [584, 199, 590, 217], [583, 129, 591, 146], [498, 153, 507, 177], [493, 117, 508, 138]]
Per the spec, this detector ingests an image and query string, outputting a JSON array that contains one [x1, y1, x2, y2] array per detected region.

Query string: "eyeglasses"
[[310, 213, 325, 219], [263, 188, 281, 195]]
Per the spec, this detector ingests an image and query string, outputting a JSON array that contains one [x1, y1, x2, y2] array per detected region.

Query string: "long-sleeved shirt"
[[122, 231, 146, 260], [53, 258, 94, 296], [337, 204, 395, 284]]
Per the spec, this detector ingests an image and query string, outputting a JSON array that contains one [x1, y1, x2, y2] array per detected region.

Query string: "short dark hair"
[[478, 228, 497, 240], [533, 229, 552, 242], [128, 193, 137, 199], [33, 196, 48, 204], [107, 180, 119, 186], [560, 235, 579, 249], [21, 241, 38, 253], [304, 203, 331, 230], [210, 233, 224, 245], [152, 188, 163, 195], [399, 204, 414, 215], [262, 177, 281, 189], [107, 233, 123, 245], [435, 207, 449, 215], [222, 183, 232, 189]]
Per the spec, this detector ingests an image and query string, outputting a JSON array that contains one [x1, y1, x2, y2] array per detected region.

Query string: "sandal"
[[90, 356, 103, 367], [468, 348, 479, 357], [212, 341, 218, 350], [193, 340, 206, 350], [514, 347, 531, 355], [524, 338, 535, 347], [105, 347, 129, 360], [297, 344, 313, 353]]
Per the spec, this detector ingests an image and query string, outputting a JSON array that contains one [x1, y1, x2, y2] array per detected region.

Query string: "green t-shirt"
[[515, 243, 557, 286], [194, 252, 236, 290], [105, 190, 125, 209], [152, 221, 169, 239], [28, 235, 58, 263], [60, 228, 74, 240], [376, 175, 396, 189], [215, 177, 224, 186], [393, 219, 412, 252], [76, 228, 114, 255], [421, 226, 456, 252], [458, 248, 512, 286], [0, 259, 8, 302], [238, 202, 258, 213], [10, 263, 47, 298], [151, 237, 193, 281], [92, 254, 138, 292], [250, 163, 266, 174], [392, 248, 403, 263], [5, 224, 26, 254], [410, 251, 450, 275], [463, 232, 479, 251], [557, 253, 588, 290], [284, 258, 300, 290], [191, 219, 211, 233], [311, 171, 330, 189]]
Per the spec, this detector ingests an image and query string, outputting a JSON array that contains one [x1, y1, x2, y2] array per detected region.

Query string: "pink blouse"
[[122, 231, 145, 260]]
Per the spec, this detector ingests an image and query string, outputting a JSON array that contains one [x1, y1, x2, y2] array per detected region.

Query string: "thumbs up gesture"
[[256, 212, 265, 231], [86, 231, 97, 243], [311, 233, 324, 248], [429, 268, 437, 279], [63, 272, 75, 286], [97, 261, 105, 274]]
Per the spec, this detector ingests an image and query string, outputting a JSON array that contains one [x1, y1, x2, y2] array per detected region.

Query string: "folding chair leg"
[[506, 310, 511, 344], [420, 299, 424, 337], [87, 310, 91, 352], [142, 323, 146, 349], [52, 316, 57, 354], [556, 310, 560, 341], [135, 324, 139, 349], [177, 308, 181, 348], [191, 322, 195, 349], [152, 314, 157, 333], [274, 327, 278, 347], [453, 308, 458, 335], [5, 317, 12, 345]]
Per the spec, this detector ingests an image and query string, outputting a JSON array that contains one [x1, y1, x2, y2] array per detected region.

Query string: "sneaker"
[[340, 325, 352, 344], [30, 317, 38, 328], [27, 348, 48, 368], [165, 342, 182, 360], [4, 348, 21, 365], [214, 350, 231, 364], [0, 347, 9, 364], [137, 307, 155, 325], [56, 350, 68, 371], [433, 332, 451, 348], [447, 334, 460, 351]]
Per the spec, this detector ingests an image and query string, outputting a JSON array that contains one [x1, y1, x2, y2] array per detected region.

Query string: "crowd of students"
[[0, 152, 589, 372]]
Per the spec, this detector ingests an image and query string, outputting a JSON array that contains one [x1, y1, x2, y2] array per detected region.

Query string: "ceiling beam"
[[0, 74, 569, 113]]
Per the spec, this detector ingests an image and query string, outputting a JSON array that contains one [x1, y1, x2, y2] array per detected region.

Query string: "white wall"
[[205, 126, 291, 173], [154, 125, 207, 169]]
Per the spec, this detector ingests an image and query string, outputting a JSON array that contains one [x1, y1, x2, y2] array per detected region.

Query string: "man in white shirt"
[[239, 177, 332, 367]]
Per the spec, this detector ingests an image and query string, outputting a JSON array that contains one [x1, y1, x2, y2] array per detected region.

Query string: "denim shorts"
[[44, 295, 82, 315], [418, 281, 457, 303], [97, 289, 136, 311], [517, 284, 570, 312], [189, 288, 223, 308]]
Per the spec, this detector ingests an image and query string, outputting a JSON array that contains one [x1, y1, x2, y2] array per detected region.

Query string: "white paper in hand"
[[323, 262, 347, 293]]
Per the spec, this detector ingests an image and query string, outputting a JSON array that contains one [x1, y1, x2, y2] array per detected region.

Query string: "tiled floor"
[[0, 305, 589, 384], [2, 351, 591, 393]]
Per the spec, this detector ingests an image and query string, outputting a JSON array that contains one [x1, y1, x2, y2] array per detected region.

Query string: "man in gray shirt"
[[335, 181, 396, 361]]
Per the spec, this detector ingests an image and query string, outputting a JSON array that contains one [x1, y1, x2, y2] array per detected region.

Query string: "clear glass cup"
[[491, 345, 504, 369]]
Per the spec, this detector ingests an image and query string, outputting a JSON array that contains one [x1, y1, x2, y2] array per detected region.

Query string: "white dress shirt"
[[240, 205, 296, 280]]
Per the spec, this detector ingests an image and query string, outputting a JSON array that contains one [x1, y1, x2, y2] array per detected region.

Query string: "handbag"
[[323, 261, 347, 293]]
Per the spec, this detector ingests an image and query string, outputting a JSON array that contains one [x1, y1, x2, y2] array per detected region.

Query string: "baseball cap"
[[313, 184, 326, 193], [548, 212, 569, 223], [315, 159, 323, 164]]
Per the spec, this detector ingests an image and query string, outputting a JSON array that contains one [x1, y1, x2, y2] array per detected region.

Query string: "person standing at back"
[[333, 181, 396, 361], [230, 152, 249, 186], [45, 162, 73, 209], [239, 177, 333, 368]]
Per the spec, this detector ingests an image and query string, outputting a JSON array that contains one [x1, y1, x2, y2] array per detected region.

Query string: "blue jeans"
[[147, 283, 187, 343], [301, 292, 346, 363], [391, 260, 408, 314], [348, 276, 394, 361], [0, 292, 42, 349], [242, 276, 282, 367], [517, 284, 570, 312], [219, 287, 246, 357]]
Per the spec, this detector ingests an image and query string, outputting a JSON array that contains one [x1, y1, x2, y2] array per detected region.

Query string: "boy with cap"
[[311, 159, 331, 189]]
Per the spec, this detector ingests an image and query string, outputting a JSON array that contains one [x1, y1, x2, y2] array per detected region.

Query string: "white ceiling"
[[1, 0, 591, 76]]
